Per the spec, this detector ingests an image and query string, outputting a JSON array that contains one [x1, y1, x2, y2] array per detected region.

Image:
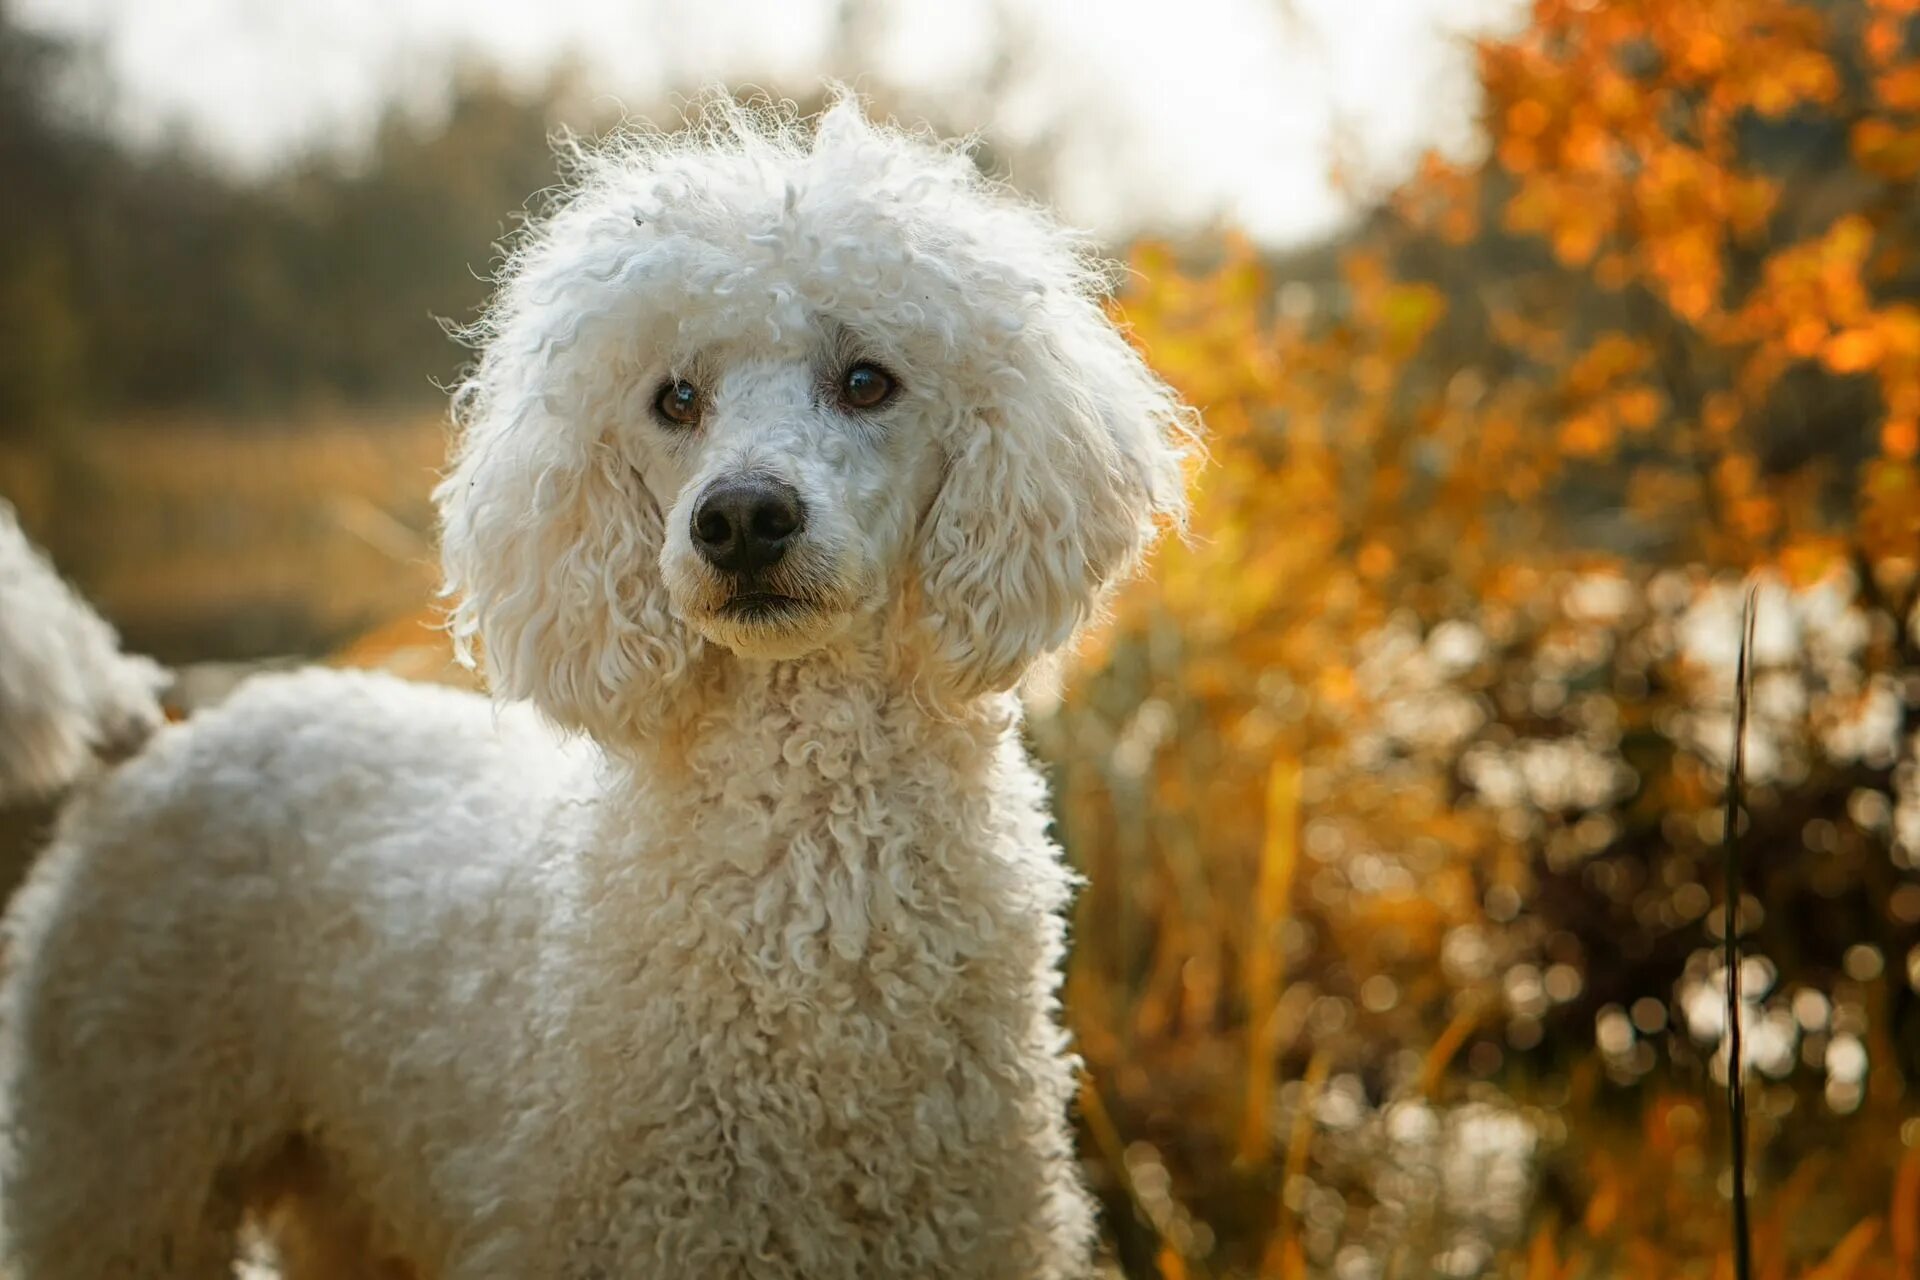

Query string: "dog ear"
[[438, 318, 705, 746], [915, 293, 1191, 696]]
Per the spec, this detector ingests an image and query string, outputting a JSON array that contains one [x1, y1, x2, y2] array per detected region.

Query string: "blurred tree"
[[0, 4, 1053, 436], [0, 2, 98, 434], [1057, 0, 1920, 1274], [0, 5, 593, 429]]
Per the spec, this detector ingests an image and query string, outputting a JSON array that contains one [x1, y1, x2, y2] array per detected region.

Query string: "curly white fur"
[[0, 502, 165, 806], [0, 93, 1191, 1279]]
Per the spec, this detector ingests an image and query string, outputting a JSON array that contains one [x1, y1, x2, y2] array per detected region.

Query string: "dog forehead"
[[708, 354, 814, 401], [600, 151, 1055, 353], [635, 135, 971, 246]]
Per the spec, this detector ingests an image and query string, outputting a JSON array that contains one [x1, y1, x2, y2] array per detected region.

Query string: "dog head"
[[438, 93, 1191, 745]]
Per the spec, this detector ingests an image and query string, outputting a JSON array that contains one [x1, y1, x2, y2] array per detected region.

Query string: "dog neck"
[[636, 638, 1015, 808], [566, 640, 1072, 997], [590, 636, 1047, 887], [562, 638, 1077, 1149]]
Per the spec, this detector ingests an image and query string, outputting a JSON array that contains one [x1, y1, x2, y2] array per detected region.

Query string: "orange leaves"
[[1553, 335, 1666, 458], [1723, 173, 1781, 240], [1867, 18, 1907, 69], [1722, 35, 1840, 119], [1355, 540, 1396, 580], [1873, 305, 1920, 406], [1778, 534, 1850, 586], [1813, 304, 1920, 466], [1629, 143, 1779, 321], [1567, 333, 1651, 396], [1483, 17, 1639, 271], [1701, 391, 1744, 438], [1823, 327, 1886, 374], [1733, 215, 1877, 373], [1642, 222, 1726, 323], [1507, 96, 1552, 140], [1396, 151, 1482, 245], [1064, 0, 1920, 1273], [1613, 385, 1667, 431], [1852, 118, 1920, 182], [1856, 5, 1920, 179], [1120, 237, 1282, 411], [1885, 418, 1919, 460], [1491, 0, 1838, 318], [1712, 454, 1782, 541], [1502, 166, 1616, 269], [1860, 459, 1920, 562], [1557, 410, 1613, 458], [1377, 283, 1448, 358], [1876, 63, 1920, 112], [1122, 0, 1919, 719], [1345, 251, 1448, 358], [1645, 0, 1840, 116]]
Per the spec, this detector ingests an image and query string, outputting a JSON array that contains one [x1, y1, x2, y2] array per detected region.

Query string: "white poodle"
[[0, 95, 1190, 1279], [0, 503, 166, 807]]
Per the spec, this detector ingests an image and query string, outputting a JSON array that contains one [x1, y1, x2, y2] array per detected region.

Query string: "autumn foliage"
[[1054, 0, 1920, 1275]]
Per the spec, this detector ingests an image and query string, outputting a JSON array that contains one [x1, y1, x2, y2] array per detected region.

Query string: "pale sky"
[[18, 0, 1524, 245]]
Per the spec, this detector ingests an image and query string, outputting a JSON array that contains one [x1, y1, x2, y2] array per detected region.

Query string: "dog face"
[[638, 330, 944, 663], [438, 94, 1191, 745]]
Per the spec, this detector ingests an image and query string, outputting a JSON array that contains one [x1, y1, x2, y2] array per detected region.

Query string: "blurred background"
[[3, 0, 1919, 1275]]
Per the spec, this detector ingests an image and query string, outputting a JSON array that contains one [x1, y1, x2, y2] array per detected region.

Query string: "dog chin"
[[688, 597, 852, 661]]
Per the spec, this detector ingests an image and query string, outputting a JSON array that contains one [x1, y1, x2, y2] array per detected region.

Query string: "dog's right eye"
[[653, 379, 703, 428]]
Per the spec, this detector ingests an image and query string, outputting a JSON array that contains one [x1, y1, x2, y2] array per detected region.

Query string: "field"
[[0, 415, 450, 671]]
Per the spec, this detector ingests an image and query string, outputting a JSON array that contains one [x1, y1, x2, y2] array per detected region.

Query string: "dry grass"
[[0, 412, 446, 662]]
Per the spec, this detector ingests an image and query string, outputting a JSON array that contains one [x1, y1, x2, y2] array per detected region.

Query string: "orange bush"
[[1054, 0, 1920, 1274]]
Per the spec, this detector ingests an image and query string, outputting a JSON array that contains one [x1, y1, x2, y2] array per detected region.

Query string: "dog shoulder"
[[109, 667, 576, 815], [192, 667, 504, 753]]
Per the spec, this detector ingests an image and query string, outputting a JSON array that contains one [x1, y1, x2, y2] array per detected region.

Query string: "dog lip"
[[717, 591, 811, 619]]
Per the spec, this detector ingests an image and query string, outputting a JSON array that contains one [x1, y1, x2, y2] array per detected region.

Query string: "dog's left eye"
[[653, 379, 703, 427], [840, 362, 898, 411]]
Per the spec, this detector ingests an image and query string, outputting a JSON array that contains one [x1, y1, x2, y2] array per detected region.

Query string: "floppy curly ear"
[[437, 342, 704, 746], [916, 295, 1191, 696]]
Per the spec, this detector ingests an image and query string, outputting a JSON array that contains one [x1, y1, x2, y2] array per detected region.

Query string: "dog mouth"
[[716, 591, 814, 622], [673, 554, 858, 655]]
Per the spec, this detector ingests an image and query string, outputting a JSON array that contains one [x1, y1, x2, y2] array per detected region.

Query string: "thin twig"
[[1723, 582, 1758, 1280]]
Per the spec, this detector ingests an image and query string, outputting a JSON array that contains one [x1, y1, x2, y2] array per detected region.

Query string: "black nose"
[[691, 476, 805, 574]]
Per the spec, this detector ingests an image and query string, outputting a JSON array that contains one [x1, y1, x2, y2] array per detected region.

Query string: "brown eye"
[[653, 378, 702, 427], [840, 362, 897, 411]]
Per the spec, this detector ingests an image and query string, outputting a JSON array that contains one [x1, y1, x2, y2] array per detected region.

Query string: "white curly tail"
[[0, 502, 167, 805]]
